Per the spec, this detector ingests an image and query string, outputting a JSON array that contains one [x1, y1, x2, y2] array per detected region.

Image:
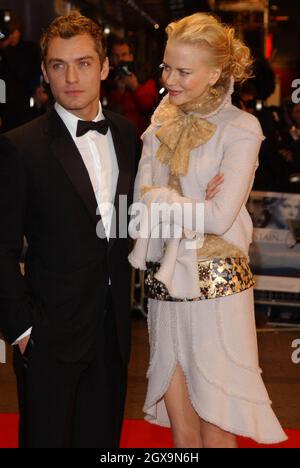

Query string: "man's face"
[[42, 34, 109, 118], [239, 93, 256, 115], [9, 29, 21, 47], [111, 44, 133, 66], [0, 36, 11, 49]]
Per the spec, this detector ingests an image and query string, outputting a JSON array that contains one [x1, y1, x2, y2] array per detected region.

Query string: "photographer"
[[0, 10, 41, 132], [235, 80, 290, 192], [105, 38, 158, 135], [277, 99, 300, 193]]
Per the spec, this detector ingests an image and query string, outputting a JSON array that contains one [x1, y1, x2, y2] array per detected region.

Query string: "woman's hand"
[[205, 173, 224, 200]]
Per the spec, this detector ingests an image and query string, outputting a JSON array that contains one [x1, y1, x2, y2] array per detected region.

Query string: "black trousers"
[[13, 306, 128, 448]]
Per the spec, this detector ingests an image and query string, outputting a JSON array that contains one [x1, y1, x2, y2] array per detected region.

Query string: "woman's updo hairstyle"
[[166, 13, 253, 84]]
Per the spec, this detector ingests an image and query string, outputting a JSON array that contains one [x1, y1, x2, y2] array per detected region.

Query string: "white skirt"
[[143, 289, 287, 444]]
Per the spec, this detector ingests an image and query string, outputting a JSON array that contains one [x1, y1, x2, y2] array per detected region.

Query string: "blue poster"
[[247, 192, 300, 279]]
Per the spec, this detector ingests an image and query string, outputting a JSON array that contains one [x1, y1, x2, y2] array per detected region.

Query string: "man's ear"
[[41, 61, 50, 84], [100, 57, 110, 81]]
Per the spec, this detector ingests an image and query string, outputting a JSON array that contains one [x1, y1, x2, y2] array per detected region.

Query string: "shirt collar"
[[54, 101, 104, 139]]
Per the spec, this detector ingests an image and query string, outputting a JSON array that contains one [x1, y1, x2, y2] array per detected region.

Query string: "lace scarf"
[[152, 77, 233, 177]]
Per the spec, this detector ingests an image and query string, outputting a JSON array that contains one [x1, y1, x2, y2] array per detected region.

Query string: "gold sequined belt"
[[145, 257, 255, 302]]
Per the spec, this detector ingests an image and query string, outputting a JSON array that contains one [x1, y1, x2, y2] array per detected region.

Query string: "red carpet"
[[120, 420, 299, 449], [0, 414, 299, 448], [0, 414, 18, 449]]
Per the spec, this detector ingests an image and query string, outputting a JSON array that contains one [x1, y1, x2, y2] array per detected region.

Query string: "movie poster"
[[247, 191, 300, 298]]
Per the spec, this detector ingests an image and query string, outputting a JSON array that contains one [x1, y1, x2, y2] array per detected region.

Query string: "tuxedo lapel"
[[103, 111, 132, 250], [46, 109, 99, 225]]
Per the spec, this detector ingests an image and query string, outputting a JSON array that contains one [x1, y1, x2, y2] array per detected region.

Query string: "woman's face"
[[162, 39, 221, 106], [278, 198, 299, 221]]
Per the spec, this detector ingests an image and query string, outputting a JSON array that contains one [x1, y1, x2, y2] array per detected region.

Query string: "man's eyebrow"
[[48, 56, 95, 64], [48, 58, 65, 64], [75, 56, 95, 62]]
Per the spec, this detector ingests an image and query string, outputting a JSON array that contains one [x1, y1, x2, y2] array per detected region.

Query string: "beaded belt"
[[145, 257, 255, 302]]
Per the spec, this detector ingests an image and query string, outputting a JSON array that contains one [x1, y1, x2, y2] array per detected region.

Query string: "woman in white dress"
[[129, 13, 287, 448]]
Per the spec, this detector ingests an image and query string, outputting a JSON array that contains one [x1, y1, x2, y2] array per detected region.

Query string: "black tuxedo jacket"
[[0, 108, 139, 363]]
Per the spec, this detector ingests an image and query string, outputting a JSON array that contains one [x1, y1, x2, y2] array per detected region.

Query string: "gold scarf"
[[153, 77, 233, 177]]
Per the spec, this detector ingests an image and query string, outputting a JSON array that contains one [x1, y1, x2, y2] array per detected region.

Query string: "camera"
[[113, 61, 136, 80], [0, 9, 10, 41], [240, 97, 263, 112]]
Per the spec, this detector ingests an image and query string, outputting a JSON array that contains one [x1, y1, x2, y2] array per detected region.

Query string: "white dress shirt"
[[55, 101, 119, 239], [14, 102, 119, 344]]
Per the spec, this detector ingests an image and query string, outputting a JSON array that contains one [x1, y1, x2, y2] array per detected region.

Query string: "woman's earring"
[[210, 86, 219, 98]]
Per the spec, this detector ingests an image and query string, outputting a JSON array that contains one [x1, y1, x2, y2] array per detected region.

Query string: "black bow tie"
[[76, 119, 109, 137]]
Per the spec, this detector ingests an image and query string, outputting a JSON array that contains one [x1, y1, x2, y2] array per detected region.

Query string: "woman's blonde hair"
[[166, 13, 253, 83]]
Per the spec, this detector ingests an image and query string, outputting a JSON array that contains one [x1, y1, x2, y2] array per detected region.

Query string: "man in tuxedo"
[[0, 12, 138, 448]]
